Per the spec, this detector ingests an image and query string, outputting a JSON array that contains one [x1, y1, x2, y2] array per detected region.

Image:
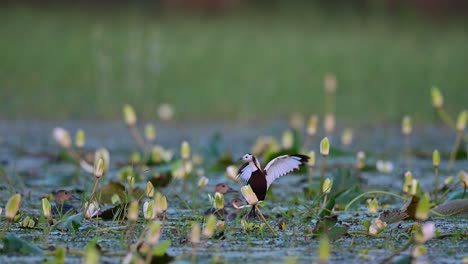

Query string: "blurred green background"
[[1, 1, 467, 123]]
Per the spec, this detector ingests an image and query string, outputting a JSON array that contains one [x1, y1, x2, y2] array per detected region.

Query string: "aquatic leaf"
[[402, 195, 420, 220], [318, 197, 335, 218], [55, 212, 84, 232], [153, 240, 171, 257], [98, 203, 127, 221], [84, 238, 100, 264], [97, 181, 126, 205], [1, 234, 43, 255], [431, 199, 468, 217]]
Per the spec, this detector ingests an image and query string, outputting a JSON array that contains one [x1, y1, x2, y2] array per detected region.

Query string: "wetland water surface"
[[0, 120, 467, 263]]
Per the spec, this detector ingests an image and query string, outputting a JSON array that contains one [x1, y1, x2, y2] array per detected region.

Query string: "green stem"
[[448, 131, 462, 172], [344, 191, 406, 211], [318, 156, 327, 199], [255, 205, 277, 237], [308, 166, 314, 196], [437, 108, 456, 129], [404, 135, 411, 171], [0, 220, 10, 241], [129, 124, 147, 154], [84, 178, 100, 217], [434, 166, 439, 203]]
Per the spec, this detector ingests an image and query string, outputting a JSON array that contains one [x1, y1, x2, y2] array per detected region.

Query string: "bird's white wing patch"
[[264, 155, 305, 189], [236, 162, 252, 185]]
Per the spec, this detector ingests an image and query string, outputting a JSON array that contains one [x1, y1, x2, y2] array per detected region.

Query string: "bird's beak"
[[226, 187, 238, 193], [70, 194, 81, 201]]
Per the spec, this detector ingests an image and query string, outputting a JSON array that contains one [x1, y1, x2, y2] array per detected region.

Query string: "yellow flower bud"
[[203, 215, 217, 238], [241, 185, 259, 206], [322, 178, 333, 194], [145, 124, 156, 142], [431, 87, 443, 108], [320, 137, 330, 156], [401, 116, 412, 136], [42, 198, 51, 218], [356, 151, 366, 170], [324, 73, 337, 93], [198, 176, 209, 189], [282, 130, 294, 149], [324, 113, 336, 134], [456, 110, 467, 131], [146, 181, 155, 198], [214, 192, 224, 210], [307, 115, 319, 136], [75, 129, 85, 148], [5, 193, 21, 220], [94, 158, 105, 179], [155, 192, 168, 214], [123, 104, 137, 126], [341, 128, 353, 146], [432, 150, 440, 168], [307, 151, 316, 167], [181, 141, 190, 160]]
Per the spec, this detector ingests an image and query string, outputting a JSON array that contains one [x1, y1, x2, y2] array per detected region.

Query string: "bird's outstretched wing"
[[264, 154, 309, 189], [236, 162, 252, 185]]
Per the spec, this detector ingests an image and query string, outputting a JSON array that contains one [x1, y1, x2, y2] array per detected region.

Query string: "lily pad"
[[1, 234, 43, 255]]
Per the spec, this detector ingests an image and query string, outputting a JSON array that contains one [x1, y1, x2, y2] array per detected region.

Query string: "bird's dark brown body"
[[248, 170, 268, 201]]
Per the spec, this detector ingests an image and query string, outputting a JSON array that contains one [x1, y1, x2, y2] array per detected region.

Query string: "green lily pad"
[[2, 234, 43, 255]]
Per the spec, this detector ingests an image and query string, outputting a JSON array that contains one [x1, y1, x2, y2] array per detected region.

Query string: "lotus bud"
[[444, 176, 454, 186], [143, 200, 156, 220], [123, 104, 137, 126], [318, 234, 330, 264], [193, 154, 203, 166], [5, 193, 21, 220], [459, 170, 468, 188], [226, 165, 238, 181], [415, 194, 430, 221], [203, 215, 217, 238], [366, 198, 379, 214], [55, 247, 66, 263], [198, 176, 209, 189], [127, 176, 135, 189], [322, 178, 333, 194], [181, 141, 190, 160], [320, 137, 330, 156], [241, 185, 259, 206], [155, 192, 168, 214], [214, 192, 224, 210], [307, 115, 319, 136], [282, 130, 294, 149], [190, 223, 201, 244], [0, 207, 2, 216], [356, 151, 366, 170], [42, 198, 51, 219], [146, 181, 154, 198], [415, 222, 435, 244], [403, 171, 413, 194], [401, 116, 412, 136], [324, 113, 335, 134], [75, 129, 85, 148], [84, 201, 99, 219], [144, 124, 156, 142], [431, 87, 443, 109], [128, 200, 139, 222], [151, 146, 163, 163], [341, 128, 353, 146], [432, 149, 440, 168], [94, 148, 110, 173], [307, 151, 316, 167], [111, 194, 121, 205], [324, 73, 337, 93], [289, 113, 304, 130], [158, 103, 174, 121], [456, 110, 467, 131], [411, 244, 427, 259], [94, 158, 105, 179], [145, 222, 161, 246], [53, 127, 71, 149], [368, 218, 387, 235], [411, 179, 419, 196], [84, 240, 100, 264]]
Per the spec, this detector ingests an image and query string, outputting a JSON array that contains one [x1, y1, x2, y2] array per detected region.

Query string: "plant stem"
[[318, 156, 327, 199], [0, 220, 10, 241], [404, 135, 411, 170], [434, 166, 439, 203], [84, 178, 100, 218], [344, 191, 406, 211], [448, 131, 462, 172], [255, 205, 277, 237], [129, 124, 147, 154], [308, 166, 314, 196]]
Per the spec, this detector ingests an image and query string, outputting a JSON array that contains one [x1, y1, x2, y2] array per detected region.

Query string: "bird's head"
[[53, 190, 80, 204], [215, 183, 238, 194], [230, 198, 245, 209], [241, 153, 254, 162]]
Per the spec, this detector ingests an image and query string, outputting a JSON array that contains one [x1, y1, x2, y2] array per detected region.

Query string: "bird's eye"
[[222, 184, 226, 187]]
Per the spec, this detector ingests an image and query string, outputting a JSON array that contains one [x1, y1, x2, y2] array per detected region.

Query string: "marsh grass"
[[1, 9, 468, 121]]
